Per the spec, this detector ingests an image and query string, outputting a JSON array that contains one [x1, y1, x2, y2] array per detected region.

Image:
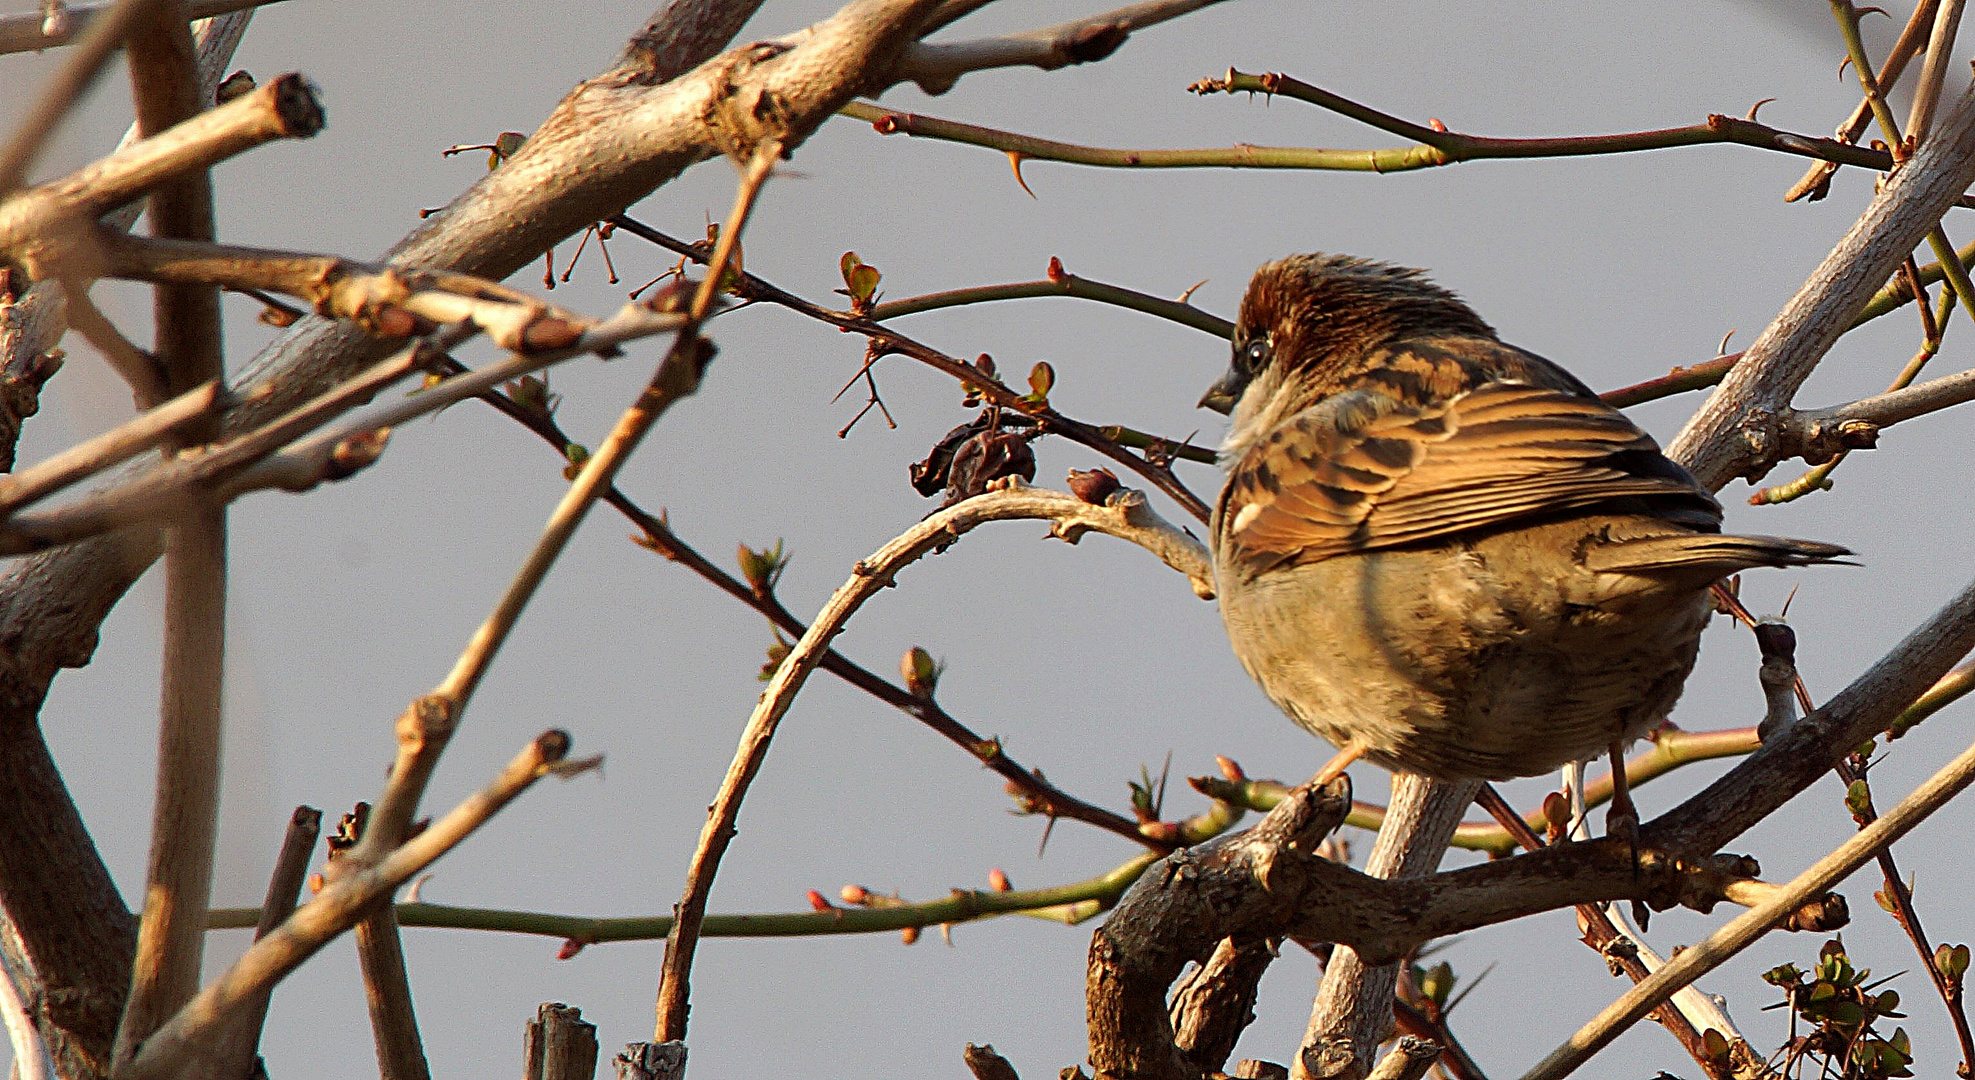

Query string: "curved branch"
[[654, 480, 1212, 1039]]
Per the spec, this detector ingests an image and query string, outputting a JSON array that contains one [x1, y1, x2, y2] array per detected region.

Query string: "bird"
[[1201, 253, 1848, 813]]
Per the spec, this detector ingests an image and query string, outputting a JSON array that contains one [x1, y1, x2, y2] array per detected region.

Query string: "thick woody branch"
[[1088, 780, 1353, 1080], [118, 730, 590, 1080], [1294, 778, 1478, 1080], [900, 0, 1229, 94], [0, 74, 324, 260], [1668, 78, 1975, 488], [1168, 937, 1276, 1076]]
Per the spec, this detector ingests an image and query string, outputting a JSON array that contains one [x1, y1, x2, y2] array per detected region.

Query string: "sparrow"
[[1202, 254, 1849, 790]]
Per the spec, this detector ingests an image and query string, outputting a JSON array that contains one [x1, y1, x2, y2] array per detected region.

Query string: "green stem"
[[206, 852, 1161, 942], [871, 276, 1232, 339], [1096, 424, 1217, 465], [1200, 727, 1762, 857], [840, 84, 1893, 180], [1888, 660, 1975, 739]]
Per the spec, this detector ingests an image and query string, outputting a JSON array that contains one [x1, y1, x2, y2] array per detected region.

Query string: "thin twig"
[[1906, 0, 1967, 147], [867, 262, 1232, 338], [1786, 0, 1937, 201], [58, 278, 166, 407], [608, 215, 1211, 521], [207, 804, 320, 1080], [0, 380, 216, 513], [455, 359, 1172, 847], [839, 88, 1900, 179]]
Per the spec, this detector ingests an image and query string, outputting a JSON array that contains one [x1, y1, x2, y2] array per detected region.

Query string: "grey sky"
[[8, 1, 1975, 1077]]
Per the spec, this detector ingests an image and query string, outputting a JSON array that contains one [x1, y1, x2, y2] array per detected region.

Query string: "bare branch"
[[1905, 0, 1966, 148], [0, 381, 216, 516], [1668, 79, 1975, 489], [0, 0, 282, 56], [120, 729, 589, 1080], [900, 0, 1228, 94], [1785, 0, 1937, 202], [1, 957, 54, 1080], [0, 0, 161, 196], [0, 73, 325, 260], [1089, 779, 1352, 1080], [1781, 363, 1975, 466], [1295, 778, 1478, 1080]]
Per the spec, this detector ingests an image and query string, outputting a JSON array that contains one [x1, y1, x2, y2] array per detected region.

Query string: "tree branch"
[[899, 0, 1229, 94], [1668, 77, 1975, 488], [119, 730, 593, 1080]]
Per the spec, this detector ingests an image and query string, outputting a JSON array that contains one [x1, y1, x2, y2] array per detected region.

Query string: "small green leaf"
[[1763, 963, 1802, 987], [1418, 961, 1455, 1007], [1846, 778, 1873, 817]]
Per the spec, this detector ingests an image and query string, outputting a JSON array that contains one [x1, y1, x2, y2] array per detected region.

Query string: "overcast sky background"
[[6, 1, 1975, 1077]]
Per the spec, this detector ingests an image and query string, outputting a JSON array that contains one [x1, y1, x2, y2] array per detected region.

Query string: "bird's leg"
[[1605, 740, 1638, 845], [1310, 738, 1369, 787]]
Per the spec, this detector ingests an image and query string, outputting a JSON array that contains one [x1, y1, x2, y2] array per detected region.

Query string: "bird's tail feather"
[[1584, 533, 1854, 577]]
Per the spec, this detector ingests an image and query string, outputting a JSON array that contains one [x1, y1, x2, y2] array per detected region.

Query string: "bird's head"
[[1199, 253, 1494, 419]]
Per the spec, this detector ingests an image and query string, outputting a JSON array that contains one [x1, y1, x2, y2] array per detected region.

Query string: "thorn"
[[1036, 813, 1058, 857], [1716, 329, 1737, 358], [1781, 583, 1801, 619], [1747, 97, 1777, 123], [404, 873, 435, 903], [1177, 278, 1208, 305], [1008, 151, 1037, 199]]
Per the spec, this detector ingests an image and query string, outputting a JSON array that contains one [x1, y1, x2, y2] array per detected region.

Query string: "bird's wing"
[[1216, 382, 1718, 571]]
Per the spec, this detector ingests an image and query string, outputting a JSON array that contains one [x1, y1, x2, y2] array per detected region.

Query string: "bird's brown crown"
[[1240, 255, 1494, 372]]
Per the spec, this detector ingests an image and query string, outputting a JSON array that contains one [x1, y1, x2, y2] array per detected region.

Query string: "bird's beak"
[[1198, 368, 1242, 415]]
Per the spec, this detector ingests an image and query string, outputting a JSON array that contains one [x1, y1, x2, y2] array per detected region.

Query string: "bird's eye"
[[1236, 337, 1271, 373]]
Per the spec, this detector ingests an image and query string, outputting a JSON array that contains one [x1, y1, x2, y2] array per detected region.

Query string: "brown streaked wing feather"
[[1219, 383, 1711, 568]]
